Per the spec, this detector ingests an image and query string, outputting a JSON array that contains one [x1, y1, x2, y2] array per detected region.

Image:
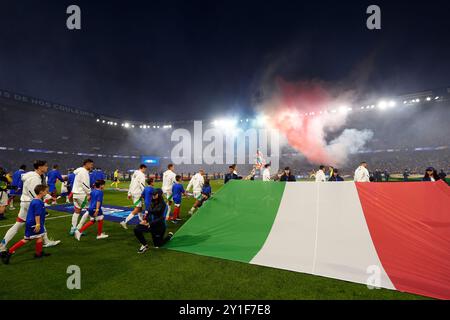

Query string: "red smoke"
[[263, 78, 350, 166]]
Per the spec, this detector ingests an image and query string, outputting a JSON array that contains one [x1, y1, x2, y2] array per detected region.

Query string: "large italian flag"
[[166, 180, 450, 299]]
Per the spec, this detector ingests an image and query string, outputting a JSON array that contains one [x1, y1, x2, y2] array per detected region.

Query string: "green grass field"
[[0, 179, 433, 300]]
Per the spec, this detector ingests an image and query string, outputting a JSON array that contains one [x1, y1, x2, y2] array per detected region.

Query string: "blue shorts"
[[88, 209, 103, 217], [25, 225, 46, 239], [173, 197, 182, 205], [9, 189, 21, 196]]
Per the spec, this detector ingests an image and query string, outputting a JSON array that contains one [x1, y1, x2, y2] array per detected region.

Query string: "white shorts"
[[18, 201, 31, 222], [163, 191, 173, 201], [0, 191, 8, 206], [131, 194, 143, 208], [73, 195, 88, 210], [193, 191, 202, 201]]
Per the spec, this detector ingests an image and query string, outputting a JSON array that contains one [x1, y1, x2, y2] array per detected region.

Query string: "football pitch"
[[0, 180, 431, 300]]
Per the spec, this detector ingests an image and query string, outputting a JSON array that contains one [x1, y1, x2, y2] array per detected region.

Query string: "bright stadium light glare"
[[388, 100, 396, 107], [339, 105, 349, 114], [378, 101, 388, 110], [435, 96, 439, 100], [131, 125, 135, 128], [416, 98, 420, 102], [124, 123, 130, 128], [96, 119, 100, 122], [426, 97, 431, 101], [256, 114, 268, 126]]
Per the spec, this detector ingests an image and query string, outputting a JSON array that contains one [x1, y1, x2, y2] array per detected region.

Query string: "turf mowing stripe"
[[0, 214, 72, 228], [166, 180, 286, 263]]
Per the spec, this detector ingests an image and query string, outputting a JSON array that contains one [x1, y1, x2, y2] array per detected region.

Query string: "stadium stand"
[[0, 89, 449, 177]]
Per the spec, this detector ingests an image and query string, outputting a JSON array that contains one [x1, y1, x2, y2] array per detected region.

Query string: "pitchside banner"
[[49, 204, 140, 224]]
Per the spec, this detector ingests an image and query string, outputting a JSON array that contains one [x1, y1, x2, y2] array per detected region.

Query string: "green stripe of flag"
[[166, 180, 286, 263]]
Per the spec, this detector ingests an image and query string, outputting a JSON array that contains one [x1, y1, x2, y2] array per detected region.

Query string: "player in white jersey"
[[315, 165, 327, 182], [162, 164, 176, 219], [69, 159, 94, 235], [187, 169, 205, 215], [0, 160, 60, 254], [262, 164, 271, 181], [354, 161, 371, 182], [186, 169, 205, 215], [120, 164, 147, 229]]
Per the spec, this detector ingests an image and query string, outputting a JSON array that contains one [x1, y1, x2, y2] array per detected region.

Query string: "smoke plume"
[[260, 77, 373, 167]]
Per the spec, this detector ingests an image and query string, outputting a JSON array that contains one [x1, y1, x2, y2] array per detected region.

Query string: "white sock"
[[166, 205, 171, 218], [138, 212, 143, 221], [189, 207, 195, 213], [72, 212, 80, 228], [3, 222, 24, 246], [124, 213, 134, 223], [42, 233, 50, 245], [77, 212, 89, 230]]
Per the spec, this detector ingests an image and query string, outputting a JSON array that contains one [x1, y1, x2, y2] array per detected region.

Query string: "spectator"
[[403, 169, 410, 182], [438, 169, 447, 181], [224, 165, 241, 184], [422, 167, 440, 182], [280, 167, 296, 182], [328, 169, 344, 181], [384, 169, 390, 182]]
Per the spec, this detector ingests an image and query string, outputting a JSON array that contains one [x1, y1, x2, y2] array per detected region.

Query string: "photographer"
[[133, 188, 173, 254], [0, 167, 17, 220]]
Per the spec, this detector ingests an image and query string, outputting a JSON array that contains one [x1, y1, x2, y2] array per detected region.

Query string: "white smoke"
[[326, 129, 374, 166]]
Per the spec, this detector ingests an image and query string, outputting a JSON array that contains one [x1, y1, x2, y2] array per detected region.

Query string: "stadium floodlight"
[[388, 100, 396, 107], [403, 100, 407, 104], [96, 119, 100, 122], [157, 126, 160, 128], [426, 97, 431, 101], [131, 125, 135, 128], [377, 101, 388, 110], [435, 96, 439, 100], [256, 114, 268, 126], [339, 105, 350, 114], [245, 118, 249, 122], [124, 123, 130, 128], [415, 98, 420, 103]]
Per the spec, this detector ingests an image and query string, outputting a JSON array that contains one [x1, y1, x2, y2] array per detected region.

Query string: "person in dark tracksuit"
[[134, 188, 173, 253]]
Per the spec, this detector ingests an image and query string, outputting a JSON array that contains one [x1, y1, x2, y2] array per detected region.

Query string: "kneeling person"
[[75, 180, 108, 241], [2, 185, 51, 264], [134, 188, 173, 253]]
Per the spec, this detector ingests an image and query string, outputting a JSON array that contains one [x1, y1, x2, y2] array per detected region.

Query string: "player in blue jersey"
[[47, 164, 65, 205], [171, 175, 186, 223], [8, 165, 26, 210], [2, 185, 51, 264], [142, 177, 155, 213], [74, 179, 108, 241], [67, 168, 75, 200]]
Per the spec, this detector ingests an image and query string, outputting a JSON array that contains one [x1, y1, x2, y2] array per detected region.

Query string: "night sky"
[[0, 0, 449, 121]]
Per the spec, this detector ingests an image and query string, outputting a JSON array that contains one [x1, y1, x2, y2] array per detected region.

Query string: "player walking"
[[187, 169, 205, 216], [162, 164, 176, 219], [69, 159, 94, 235], [120, 164, 147, 229]]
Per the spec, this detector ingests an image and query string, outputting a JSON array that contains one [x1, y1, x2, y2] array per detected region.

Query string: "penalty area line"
[[0, 214, 72, 228]]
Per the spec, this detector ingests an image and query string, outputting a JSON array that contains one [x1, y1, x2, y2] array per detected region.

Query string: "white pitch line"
[[0, 214, 72, 228]]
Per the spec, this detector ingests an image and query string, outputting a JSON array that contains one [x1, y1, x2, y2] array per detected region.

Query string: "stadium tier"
[[0, 89, 449, 176]]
